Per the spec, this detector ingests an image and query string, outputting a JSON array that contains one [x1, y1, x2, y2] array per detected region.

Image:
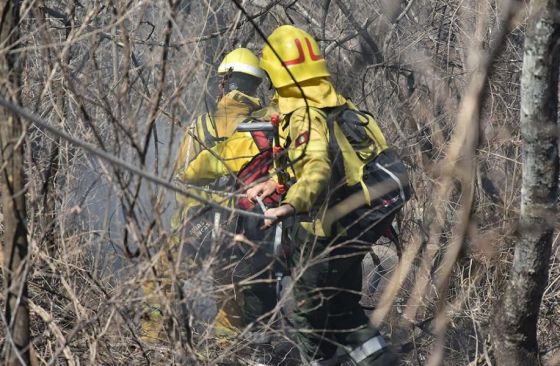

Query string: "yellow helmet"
[[260, 25, 330, 88], [218, 48, 265, 79]]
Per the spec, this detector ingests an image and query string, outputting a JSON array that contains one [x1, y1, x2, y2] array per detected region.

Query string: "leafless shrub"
[[0, 1, 558, 365]]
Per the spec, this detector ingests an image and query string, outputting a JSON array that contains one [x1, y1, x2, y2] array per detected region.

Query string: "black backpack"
[[322, 106, 411, 247]]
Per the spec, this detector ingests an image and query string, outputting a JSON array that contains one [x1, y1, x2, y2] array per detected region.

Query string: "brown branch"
[[332, 0, 383, 63], [0, 96, 271, 220]]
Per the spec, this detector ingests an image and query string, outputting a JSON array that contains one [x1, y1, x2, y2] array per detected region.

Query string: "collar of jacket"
[[219, 90, 261, 112], [276, 77, 346, 114]]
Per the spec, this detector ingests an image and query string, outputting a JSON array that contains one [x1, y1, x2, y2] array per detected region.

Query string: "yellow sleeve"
[[177, 131, 261, 184], [282, 108, 331, 213], [178, 148, 228, 185]]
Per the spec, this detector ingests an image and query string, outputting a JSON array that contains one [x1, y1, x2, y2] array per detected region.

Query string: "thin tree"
[[492, 1, 560, 364], [0, 1, 31, 365]]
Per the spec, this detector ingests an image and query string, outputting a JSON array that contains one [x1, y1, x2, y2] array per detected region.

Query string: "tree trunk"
[[0, 2, 31, 365], [38, 3, 76, 257], [491, 1, 560, 365]]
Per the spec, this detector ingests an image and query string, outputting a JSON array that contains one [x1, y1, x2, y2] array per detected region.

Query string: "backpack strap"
[[323, 105, 374, 204], [323, 106, 347, 185]]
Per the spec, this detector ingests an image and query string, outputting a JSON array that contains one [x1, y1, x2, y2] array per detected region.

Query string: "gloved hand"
[[263, 204, 295, 228], [246, 179, 278, 202]]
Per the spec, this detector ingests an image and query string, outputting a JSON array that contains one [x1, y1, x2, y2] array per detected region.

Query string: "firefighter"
[[141, 48, 268, 342], [173, 47, 266, 240], [177, 116, 281, 326], [248, 25, 407, 365], [174, 104, 288, 365]]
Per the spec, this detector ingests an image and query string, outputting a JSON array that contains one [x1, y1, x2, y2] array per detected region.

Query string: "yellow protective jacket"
[[172, 91, 261, 227], [176, 104, 279, 184], [276, 78, 388, 236]]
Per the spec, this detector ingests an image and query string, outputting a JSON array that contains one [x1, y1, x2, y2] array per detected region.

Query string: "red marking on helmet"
[[283, 39, 306, 66], [305, 38, 323, 61], [283, 38, 324, 66]]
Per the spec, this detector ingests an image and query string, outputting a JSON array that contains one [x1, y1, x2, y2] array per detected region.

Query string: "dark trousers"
[[214, 214, 279, 329], [285, 214, 395, 362], [216, 243, 278, 327]]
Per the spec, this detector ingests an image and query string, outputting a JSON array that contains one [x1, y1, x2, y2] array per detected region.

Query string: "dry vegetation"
[[0, 0, 559, 365]]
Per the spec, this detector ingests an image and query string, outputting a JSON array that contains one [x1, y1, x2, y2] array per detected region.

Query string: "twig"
[[0, 97, 271, 220], [324, 17, 376, 55], [332, 0, 382, 63]]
